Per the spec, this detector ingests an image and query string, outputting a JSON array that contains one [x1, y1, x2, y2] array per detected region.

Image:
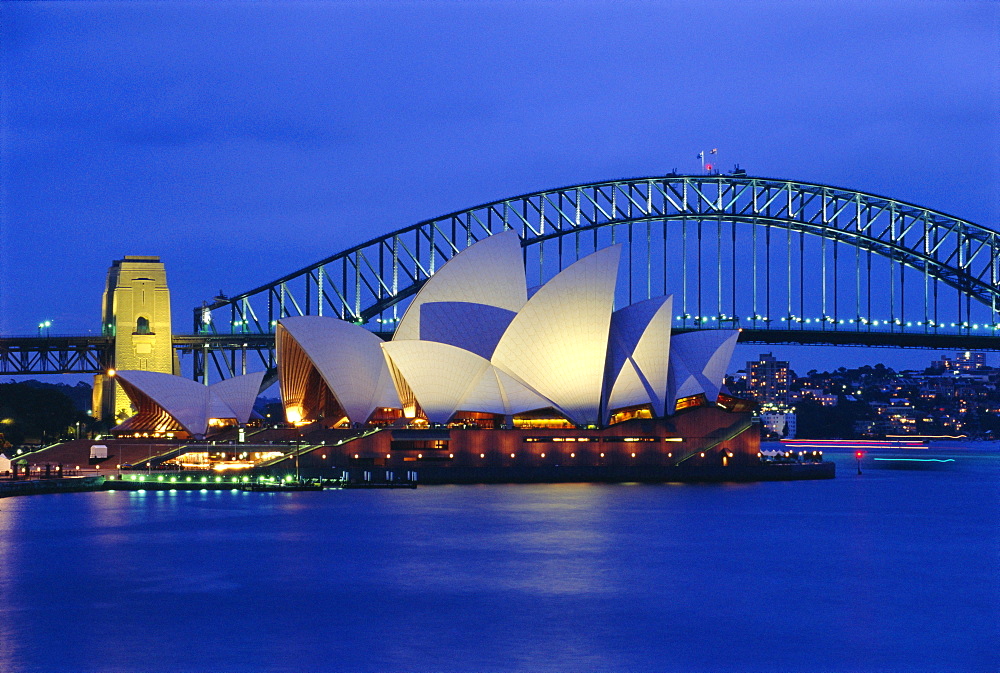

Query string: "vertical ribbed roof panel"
[[394, 230, 527, 341], [277, 316, 401, 424], [492, 245, 622, 426]]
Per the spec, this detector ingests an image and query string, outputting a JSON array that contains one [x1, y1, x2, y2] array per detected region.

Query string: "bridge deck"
[[3, 327, 1000, 376]]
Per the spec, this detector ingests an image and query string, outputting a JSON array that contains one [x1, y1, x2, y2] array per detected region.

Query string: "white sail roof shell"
[[114, 370, 212, 436], [492, 245, 622, 426], [278, 316, 400, 424], [419, 301, 517, 359], [394, 230, 527, 341], [210, 371, 265, 424], [382, 341, 492, 423], [666, 330, 739, 411], [114, 370, 266, 436], [459, 364, 554, 417], [382, 340, 555, 423], [605, 295, 673, 418], [666, 353, 704, 410], [606, 359, 651, 416], [492, 367, 554, 415]]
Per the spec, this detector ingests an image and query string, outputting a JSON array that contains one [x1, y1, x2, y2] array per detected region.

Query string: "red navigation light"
[[855, 450, 864, 459]]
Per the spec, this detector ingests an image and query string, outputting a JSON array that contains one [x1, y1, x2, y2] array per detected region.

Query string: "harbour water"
[[1, 447, 996, 673]]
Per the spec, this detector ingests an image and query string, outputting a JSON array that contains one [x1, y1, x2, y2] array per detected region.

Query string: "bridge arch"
[[198, 174, 999, 342]]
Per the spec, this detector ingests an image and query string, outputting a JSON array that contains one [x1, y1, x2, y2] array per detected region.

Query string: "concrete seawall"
[[0, 476, 106, 498]]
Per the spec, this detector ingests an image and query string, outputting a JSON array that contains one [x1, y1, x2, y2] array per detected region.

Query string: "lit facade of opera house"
[[112, 231, 761, 480]]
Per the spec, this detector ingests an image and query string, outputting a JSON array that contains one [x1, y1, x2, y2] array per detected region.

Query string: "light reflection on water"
[[0, 459, 997, 673]]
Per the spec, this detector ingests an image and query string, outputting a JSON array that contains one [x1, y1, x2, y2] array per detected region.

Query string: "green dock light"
[[170, 477, 177, 483]]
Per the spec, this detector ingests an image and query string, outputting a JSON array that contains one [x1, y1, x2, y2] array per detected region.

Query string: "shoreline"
[[0, 461, 835, 498]]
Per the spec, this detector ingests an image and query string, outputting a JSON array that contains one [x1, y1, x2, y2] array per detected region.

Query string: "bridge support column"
[[95, 256, 173, 422]]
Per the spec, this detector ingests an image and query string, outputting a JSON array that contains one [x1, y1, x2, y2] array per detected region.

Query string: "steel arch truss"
[[195, 175, 1000, 340]]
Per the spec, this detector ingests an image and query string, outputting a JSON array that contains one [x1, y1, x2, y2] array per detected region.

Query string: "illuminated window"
[[674, 394, 707, 412]]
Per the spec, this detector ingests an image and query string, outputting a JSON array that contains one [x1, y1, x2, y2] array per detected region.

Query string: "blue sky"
[[1, 0, 997, 374]]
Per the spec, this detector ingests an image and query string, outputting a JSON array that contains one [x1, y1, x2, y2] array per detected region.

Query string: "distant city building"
[[954, 351, 986, 371], [747, 353, 790, 405], [798, 389, 837, 406], [760, 411, 796, 439], [92, 256, 175, 422], [932, 351, 986, 371]]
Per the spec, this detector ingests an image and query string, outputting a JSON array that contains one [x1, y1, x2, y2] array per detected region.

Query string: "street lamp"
[[37, 320, 52, 337]]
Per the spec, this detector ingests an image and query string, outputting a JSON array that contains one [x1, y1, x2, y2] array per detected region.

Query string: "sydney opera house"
[[273, 231, 759, 481], [107, 231, 762, 481]]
